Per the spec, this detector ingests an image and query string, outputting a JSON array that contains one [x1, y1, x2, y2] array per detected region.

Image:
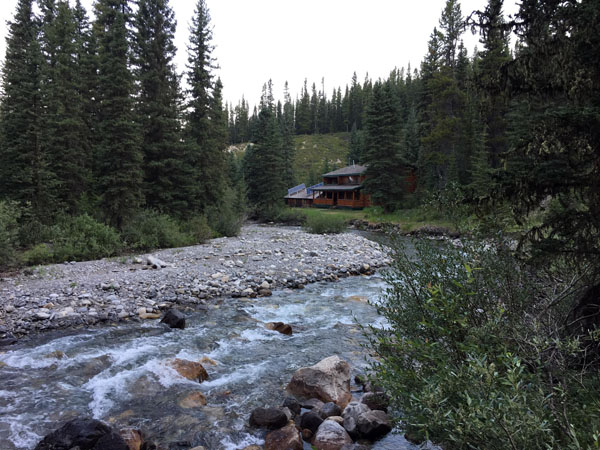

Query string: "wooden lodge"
[[284, 183, 323, 207], [311, 165, 371, 209]]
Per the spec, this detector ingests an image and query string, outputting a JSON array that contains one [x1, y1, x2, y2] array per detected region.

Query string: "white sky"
[[0, 0, 519, 107]]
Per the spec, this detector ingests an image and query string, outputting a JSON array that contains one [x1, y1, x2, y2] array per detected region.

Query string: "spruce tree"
[[133, 0, 193, 217], [363, 81, 408, 213], [280, 81, 296, 188], [0, 0, 50, 220], [243, 82, 285, 217], [185, 0, 226, 213], [41, 0, 91, 215], [295, 79, 311, 134], [93, 0, 143, 228]]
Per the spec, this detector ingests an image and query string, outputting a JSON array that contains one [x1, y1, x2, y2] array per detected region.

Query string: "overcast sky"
[[0, 0, 519, 106]]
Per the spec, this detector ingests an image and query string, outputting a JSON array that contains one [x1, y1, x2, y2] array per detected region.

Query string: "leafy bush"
[[367, 236, 600, 449], [22, 243, 53, 265], [181, 215, 213, 244], [121, 210, 195, 251], [206, 187, 244, 237], [51, 214, 122, 262], [275, 208, 307, 225], [0, 200, 21, 266], [303, 213, 346, 234]]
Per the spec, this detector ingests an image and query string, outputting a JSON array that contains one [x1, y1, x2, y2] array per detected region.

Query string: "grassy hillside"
[[293, 132, 350, 186]]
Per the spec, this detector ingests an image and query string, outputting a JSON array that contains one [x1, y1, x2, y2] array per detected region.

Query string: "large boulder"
[[264, 423, 303, 450], [34, 418, 128, 450], [342, 402, 392, 440], [249, 407, 288, 429], [286, 356, 352, 408], [160, 309, 186, 329], [119, 429, 144, 450], [312, 420, 353, 450], [167, 359, 208, 382]]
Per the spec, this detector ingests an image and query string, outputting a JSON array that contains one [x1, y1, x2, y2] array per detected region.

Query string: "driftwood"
[[147, 255, 169, 269]]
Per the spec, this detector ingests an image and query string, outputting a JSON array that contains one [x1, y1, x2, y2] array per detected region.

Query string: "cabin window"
[[339, 192, 345, 200], [356, 191, 360, 200], [327, 192, 333, 199]]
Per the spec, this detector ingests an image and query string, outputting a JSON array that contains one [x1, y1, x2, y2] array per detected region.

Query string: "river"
[[0, 260, 425, 449]]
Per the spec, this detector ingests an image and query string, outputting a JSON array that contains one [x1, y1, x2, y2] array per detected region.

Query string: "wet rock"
[[160, 309, 186, 330], [317, 402, 342, 419], [360, 391, 389, 412], [325, 416, 344, 426], [139, 312, 161, 320], [119, 428, 144, 450], [44, 350, 66, 359], [301, 398, 324, 410], [312, 420, 353, 450], [287, 356, 352, 408], [34, 417, 129, 450], [282, 396, 301, 416], [300, 411, 323, 434], [340, 444, 370, 450], [0, 333, 18, 346], [301, 428, 313, 442], [249, 407, 288, 429], [258, 288, 272, 297], [342, 402, 391, 440], [167, 359, 208, 382], [200, 356, 218, 366], [265, 321, 293, 335], [178, 391, 207, 409], [264, 423, 303, 450]]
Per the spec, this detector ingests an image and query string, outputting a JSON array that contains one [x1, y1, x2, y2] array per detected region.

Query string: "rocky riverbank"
[[0, 224, 389, 340]]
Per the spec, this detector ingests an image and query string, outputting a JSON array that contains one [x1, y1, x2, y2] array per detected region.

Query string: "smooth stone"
[[264, 423, 303, 450], [249, 407, 288, 429], [312, 420, 353, 450]]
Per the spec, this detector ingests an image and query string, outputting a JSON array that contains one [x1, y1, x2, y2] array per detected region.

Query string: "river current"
[[0, 270, 424, 449]]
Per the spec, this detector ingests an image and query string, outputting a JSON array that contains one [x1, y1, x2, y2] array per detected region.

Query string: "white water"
[[0, 273, 421, 450]]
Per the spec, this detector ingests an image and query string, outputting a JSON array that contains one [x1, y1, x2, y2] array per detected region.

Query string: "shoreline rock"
[[0, 224, 389, 339]]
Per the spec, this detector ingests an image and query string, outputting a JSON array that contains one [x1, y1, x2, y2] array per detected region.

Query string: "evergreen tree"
[[347, 122, 364, 165], [243, 82, 285, 217], [41, 0, 91, 214], [93, 0, 143, 228], [280, 81, 296, 188], [133, 0, 192, 217], [0, 0, 50, 219], [185, 0, 226, 213], [472, 0, 511, 168], [363, 81, 408, 212], [295, 79, 311, 134]]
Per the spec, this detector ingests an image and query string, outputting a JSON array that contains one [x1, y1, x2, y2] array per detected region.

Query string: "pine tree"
[[295, 79, 311, 134], [280, 81, 296, 188], [93, 0, 143, 228], [243, 82, 285, 217], [0, 0, 50, 220], [363, 81, 408, 213], [133, 0, 192, 217], [41, 0, 91, 214], [185, 0, 226, 213]]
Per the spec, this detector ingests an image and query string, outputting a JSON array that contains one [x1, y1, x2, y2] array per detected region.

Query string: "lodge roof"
[[311, 184, 363, 192], [322, 164, 367, 177]]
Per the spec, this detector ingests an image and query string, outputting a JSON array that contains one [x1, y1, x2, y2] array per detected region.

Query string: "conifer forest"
[[0, 0, 599, 448]]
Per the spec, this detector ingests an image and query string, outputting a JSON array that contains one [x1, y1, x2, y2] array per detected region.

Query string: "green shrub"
[[22, 243, 53, 265], [367, 236, 600, 449], [121, 210, 195, 251], [51, 214, 122, 262], [303, 213, 346, 234], [275, 208, 307, 225], [206, 188, 244, 237], [0, 201, 21, 266], [181, 215, 213, 244]]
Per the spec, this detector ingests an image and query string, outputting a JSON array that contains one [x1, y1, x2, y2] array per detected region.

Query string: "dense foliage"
[[369, 238, 600, 449], [0, 0, 244, 267]]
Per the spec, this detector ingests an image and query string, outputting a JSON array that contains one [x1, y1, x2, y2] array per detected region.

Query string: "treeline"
[[0, 0, 244, 264], [230, 0, 506, 212]]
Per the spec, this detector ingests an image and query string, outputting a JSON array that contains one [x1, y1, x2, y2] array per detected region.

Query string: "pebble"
[[1, 225, 388, 337]]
